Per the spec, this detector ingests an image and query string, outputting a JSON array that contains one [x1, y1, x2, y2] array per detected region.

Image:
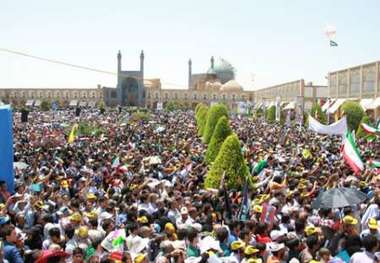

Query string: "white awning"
[[34, 100, 41, 107], [283, 101, 296, 110], [79, 101, 88, 107], [69, 100, 78, 107], [327, 98, 346, 114], [368, 97, 380, 110], [360, 98, 374, 110], [88, 101, 97, 107], [267, 101, 275, 107], [25, 100, 34, 106], [321, 99, 335, 112]]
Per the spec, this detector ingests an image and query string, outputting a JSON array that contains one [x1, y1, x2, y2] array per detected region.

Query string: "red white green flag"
[[368, 160, 380, 169], [361, 123, 380, 134], [342, 132, 364, 175]]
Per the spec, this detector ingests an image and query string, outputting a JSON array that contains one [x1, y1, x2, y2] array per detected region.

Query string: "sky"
[[1, 0, 380, 90]]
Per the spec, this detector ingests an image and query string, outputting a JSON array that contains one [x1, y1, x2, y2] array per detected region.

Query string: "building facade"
[[0, 52, 255, 111], [254, 79, 328, 110], [328, 61, 380, 99]]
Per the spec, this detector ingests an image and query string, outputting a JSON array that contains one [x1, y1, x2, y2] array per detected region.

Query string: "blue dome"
[[207, 58, 235, 84]]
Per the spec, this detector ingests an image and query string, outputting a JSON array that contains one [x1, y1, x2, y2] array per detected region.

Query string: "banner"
[[0, 105, 14, 193], [308, 115, 347, 136]]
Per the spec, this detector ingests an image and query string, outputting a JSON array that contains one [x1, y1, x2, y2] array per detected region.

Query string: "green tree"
[[205, 116, 232, 164], [341, 101, 365, 131], [255, 108, 264, 118], [40, 100, 51, 111], [205, 133, 249, 189], [203, 104, 228, 144], [165, 101, 182, 112], [195, 103, 206, 114], [310, 103, 327, 124], [99, 101, 105, 114], [266, 105, 276, 123], [356, 115, 371, 139], [196, 105, 208, 136]]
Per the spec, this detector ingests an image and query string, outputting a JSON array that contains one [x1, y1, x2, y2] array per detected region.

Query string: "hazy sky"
[[1, 0, 380, 90]]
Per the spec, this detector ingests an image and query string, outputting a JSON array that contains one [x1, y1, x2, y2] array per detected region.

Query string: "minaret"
[[210, 56, 215, 69], [140, 50, 144, 76], [188, 59, 192, 89], [117, 50, 122, 73]]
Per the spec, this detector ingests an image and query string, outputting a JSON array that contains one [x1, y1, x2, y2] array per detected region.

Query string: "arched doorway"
[[121, 78, 139, 106]]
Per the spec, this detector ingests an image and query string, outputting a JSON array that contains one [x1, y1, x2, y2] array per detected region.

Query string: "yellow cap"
[[61, 180, 69, 188], [69, 212, 82, 222], [137, 216, 149, 224], [165, 222, 175, 233], [244, 245, 259, 255], [134, 254, 146, 263], [35, 201, 44, 209], [305, 226, 318, 236], [253, 205, 263, 214], [231, 240, 246, 251], [310, 260, 320, 263], [246, 259, 262, 263], [77, 226, 89, 238], [85, 211, 98, 221], [368, 218, 378, 230], [86, 193, 97, 200], [0, 203, 6, 210], [343, 215, 358, 225]]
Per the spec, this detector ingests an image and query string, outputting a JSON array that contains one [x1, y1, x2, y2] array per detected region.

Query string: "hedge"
[[203, 104, 228, 144], [266, 105, 276, 123], [204, 133, 249, 189], [195, 105, 208, 137], [310, 103, 327, 124], [205, 116, 232, 164], [341, 101, 365, 131]]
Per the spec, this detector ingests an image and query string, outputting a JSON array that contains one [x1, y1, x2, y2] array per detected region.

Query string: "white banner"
[[308, 115, 347, 136]]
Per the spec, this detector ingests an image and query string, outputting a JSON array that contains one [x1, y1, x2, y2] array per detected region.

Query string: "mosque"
[[0, 51, 254, 112]]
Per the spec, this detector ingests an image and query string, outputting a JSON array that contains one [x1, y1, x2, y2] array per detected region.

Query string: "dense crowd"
[[1, 107, 380, 263]]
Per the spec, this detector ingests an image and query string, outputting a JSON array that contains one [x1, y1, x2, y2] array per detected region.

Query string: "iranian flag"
[[342, 132, 364, 175], [361, 123, 379, 134], [368, 160, 380, 169]]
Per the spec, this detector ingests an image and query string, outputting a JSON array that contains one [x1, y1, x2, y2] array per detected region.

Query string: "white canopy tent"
[[25, 100, 34, 107], [283, 101, 296, 110], [34, 100, 41, 107], [321, 99, 335, 112], [327, 98, 346, 114], [360, 98, 374, 110], [69, 100, 78, 107], [368, 97, 380, 110]]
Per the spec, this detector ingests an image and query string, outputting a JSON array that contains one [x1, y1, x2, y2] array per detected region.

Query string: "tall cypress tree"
[[205, 133, 249, 189], [205, 116, 232, 164], [203, 104, 228, 143]]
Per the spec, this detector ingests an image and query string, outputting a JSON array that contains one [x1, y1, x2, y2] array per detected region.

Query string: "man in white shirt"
[[176, 207, 194, 229], [350, 235, 378, 263]]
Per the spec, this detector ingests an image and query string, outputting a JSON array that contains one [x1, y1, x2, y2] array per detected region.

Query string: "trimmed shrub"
[[196, 105, 208, 137], [40, 100, 51, 111], [195, 103, 206, 114], [204, 133, 249, 189], [99, 101, 105, 114], [310, 103, 327, 124], [266, 105, 276, 123], [341, 101, 365, 131], [165, 101, 184, 112], [203, 104, 228, 144], [130, 111, 151, 122], [255, 108, 264, 118], [205, 116, 232, 164], [356, 115, 370, 139]]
